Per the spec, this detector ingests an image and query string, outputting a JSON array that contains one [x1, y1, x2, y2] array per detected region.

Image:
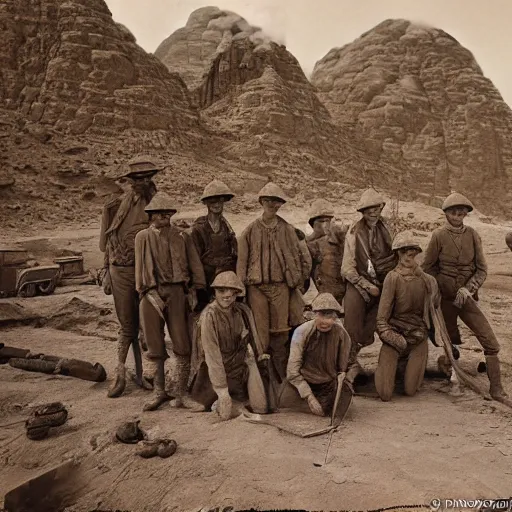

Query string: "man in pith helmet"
[[279, 293, 356, 417], [422, 192, 511, 405], [306, 199, 348, 305], [99, 156, 162, 398], [135, 192, 206, 411], [191, 180, 238, 311], [237, 182, 312, 382], [375, 231, 440, 401], [189, 271, 270, 420], [341, 188, 396, 378]]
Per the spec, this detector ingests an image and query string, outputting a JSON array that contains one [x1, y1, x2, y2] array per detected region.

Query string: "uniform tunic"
[[422, 223, 499, 355]]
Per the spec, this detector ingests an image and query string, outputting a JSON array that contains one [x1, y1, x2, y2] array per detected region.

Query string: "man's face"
[[260, 197, 284, 216], [151, 212, 173, 228], [362, 204, 384, 227], [398, 247, 420, 268], [116, 177, 132, 193], [204, 196, 225, 215], [314, 311, 338, 332], [215, 287, 238, 308], [445, 206, 469, 227], [312, 217, 331, 237]]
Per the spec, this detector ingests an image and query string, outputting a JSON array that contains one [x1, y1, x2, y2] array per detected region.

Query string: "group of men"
[[99, 156, 510, 421]]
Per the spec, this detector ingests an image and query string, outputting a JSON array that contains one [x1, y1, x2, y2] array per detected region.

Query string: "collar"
[[394, 263, 421, 277], [258, 216, 279, 229], [444, 222, 466, 234]]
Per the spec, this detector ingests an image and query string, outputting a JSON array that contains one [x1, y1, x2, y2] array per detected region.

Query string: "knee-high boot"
[[108, 338, 131, 398], [171, 355, 204, 411], [486, 355, 512, 406], [143, 360, 169, 412]]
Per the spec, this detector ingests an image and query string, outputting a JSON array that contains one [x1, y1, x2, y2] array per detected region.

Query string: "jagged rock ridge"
[[311, 19, 512, 215]]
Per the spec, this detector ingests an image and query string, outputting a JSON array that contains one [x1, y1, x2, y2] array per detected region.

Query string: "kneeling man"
[[375, 231, 439, 401], [190, 271, 270, 420], [280, 293, 356, 417]]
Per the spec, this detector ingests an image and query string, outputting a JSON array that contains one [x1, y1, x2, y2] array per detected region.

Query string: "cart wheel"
[[19, 283, 37, 298], [38, 280, 57, 295]]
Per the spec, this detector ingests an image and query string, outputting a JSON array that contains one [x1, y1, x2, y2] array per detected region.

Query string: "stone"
[[311, 19, 512, 216]]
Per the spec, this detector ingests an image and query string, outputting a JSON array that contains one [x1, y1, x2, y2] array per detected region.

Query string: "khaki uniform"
[[237, 215, 311, 380], [341, 218, 396, 353], [191, 216, 237, 309], [190, 301, 267, 412], [99, 189, 155, 364], [375, 265, 439, 401], [307, 223, 348, 304], [279, 320, 355, 415], [135, 224, 206, 359], [421, 224, 499, 355]]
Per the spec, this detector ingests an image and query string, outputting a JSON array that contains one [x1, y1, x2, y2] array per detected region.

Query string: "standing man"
[[191, 180, 237, 311], [306, 199, 348, 305], [190, 271, 269, 420], [375, 232, 439, 401], [237, 182, 311, 381], [279, 293, 356, 416], [422, 192, 510, 405], [341, 188, 396, 378], [99, 156, 162, 398], [134, 192, 206, 411]]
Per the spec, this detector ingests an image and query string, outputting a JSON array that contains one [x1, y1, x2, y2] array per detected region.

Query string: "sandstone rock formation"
[[311, 19, 512, 216], [0, 0, 199, 138], [156, 8, 365, 181]]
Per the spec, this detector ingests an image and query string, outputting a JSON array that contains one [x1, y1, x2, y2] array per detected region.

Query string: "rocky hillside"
[[311, 19, 512, 216], [155, 8, 377, 185]]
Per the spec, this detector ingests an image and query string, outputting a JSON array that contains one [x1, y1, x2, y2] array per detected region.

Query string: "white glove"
[[454, 287, 472, 308]]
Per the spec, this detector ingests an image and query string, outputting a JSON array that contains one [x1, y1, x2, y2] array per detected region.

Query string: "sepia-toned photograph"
[[1, 1, 511, 511]]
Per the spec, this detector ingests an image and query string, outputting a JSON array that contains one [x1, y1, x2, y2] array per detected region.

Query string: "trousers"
[[374, 339, 428, 401]]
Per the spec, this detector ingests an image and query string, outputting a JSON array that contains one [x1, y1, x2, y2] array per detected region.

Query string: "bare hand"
[[307, 394, 324, 416], [216, 390, 233, 421], [188, 289, 198, 311], [368, 285, 380, 297]]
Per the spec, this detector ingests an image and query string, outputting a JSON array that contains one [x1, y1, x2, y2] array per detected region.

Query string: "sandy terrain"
[[1, 202, 512, 512]]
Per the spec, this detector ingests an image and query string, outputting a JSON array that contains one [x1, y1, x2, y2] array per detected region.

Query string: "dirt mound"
[[311, 19, 512, 217], [0, 301, 40, 326], [45, 296, 117, 338]]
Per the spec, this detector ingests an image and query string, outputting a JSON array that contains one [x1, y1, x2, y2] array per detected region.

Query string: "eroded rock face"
[[156, 8, 359, 179], [0, 0, 199, 137], [311, 19, 512, 216]]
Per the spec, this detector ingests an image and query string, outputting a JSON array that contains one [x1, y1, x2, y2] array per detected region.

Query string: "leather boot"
[[486, 355, 512, 406], [108, 363, 126, 398], [170, 356, 204, 412], [143, 360, 169, 411]]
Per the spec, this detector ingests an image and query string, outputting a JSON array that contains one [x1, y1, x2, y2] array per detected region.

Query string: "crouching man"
[[190, 271, 270, 420], [134, 193, 206, 412], [279, 293, 356, 417], [375, 232, 439, 401]]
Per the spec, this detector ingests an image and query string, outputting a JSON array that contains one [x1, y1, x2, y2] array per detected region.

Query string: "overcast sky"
[[105, 0, 512, 106]]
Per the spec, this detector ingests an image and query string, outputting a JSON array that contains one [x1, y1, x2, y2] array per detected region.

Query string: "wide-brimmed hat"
[[201, 180, 235, 202], [356, 188, 386, 212], [258, 182, 287, 203], [144, 192, 177, 213], [392, 231, 422, 253], [311, 293, 343, 316], [116, 155, 165, 180], [441, 192, 474, 213], [211, 271, 245, 295], [308, 199, 335, 227]]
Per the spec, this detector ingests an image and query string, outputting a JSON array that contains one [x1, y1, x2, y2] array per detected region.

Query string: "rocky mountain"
[[155, 7, 371, 183], [311, 19, 512, 216]]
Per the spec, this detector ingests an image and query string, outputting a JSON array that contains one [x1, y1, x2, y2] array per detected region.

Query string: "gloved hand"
[[215, 388, 233, 421], [453, 287, 472, 308], [380, 330, 407, 353], [367, 285, 380, 297], [306, 394, 324, 416]]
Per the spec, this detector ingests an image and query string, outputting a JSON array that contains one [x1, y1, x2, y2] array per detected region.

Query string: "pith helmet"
[[356, 188, 386, 212], [211, 271, 245, 295], [117, 155, 165, 180], [311, 293, 343, 316], [442, 192, 474, 212], [392, 231, 422, 252], [258, 182, 287, 203], [201, 180, 235, 202], [308, 199, 335, 227], [144, 192, 177, 213]]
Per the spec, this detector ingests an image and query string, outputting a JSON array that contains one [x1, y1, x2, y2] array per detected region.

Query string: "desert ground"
[[1, 201, 512, 512]]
